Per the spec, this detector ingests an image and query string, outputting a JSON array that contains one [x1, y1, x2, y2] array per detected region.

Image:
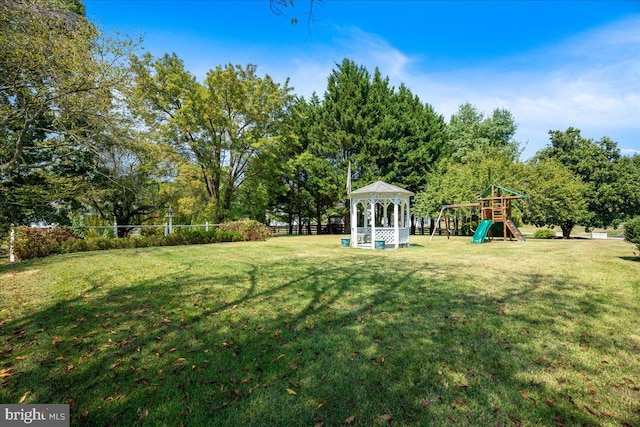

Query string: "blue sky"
[[85, 0, 640, 160]]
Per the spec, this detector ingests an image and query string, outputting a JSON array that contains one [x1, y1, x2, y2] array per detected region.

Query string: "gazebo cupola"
[[349, 180, 414, 249]]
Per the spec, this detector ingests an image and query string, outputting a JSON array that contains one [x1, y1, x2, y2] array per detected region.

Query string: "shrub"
[[534, 228, 556, 239], [9, 222, 257, 261], [624, 216, 640, 254], [11, 226, 79, 260], [218, 219, 272, 241]]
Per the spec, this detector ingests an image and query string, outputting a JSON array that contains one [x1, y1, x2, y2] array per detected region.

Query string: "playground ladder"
[[505, 219, 526, 242]]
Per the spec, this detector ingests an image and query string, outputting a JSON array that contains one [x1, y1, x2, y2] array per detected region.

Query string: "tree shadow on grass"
[[0, 254, 637, 426]]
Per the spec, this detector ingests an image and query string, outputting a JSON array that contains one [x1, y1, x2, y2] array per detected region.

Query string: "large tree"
[[537, 128, 638, 229], [315, 58, 445, 193], [521, 158, 590, 238], [445, 102, 521, 163], [0, 0, 135, 228], [129, 54, 295, 223]]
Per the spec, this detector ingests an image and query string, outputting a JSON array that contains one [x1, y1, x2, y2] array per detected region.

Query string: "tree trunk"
[[561, 221, 574, 239], [316, 204, 323, 235]]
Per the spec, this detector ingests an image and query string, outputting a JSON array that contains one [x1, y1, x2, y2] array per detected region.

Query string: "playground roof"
[[479, 184, 527, 199], [349, 180, 414, 197]]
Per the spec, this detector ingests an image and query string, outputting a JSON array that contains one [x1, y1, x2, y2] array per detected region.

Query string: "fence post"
[[113, 216, 118, 238], [205, 221, 209, 232], [9, 224, 15, 263], [164, 222, 168, 236]]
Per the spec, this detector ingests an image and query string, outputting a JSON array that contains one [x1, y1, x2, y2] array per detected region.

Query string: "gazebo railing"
[[399, 228, 410, 243], [375, 228, 395, 243], [355, 227, 410, 245]]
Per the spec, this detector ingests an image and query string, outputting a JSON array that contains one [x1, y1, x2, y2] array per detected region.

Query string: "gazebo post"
[[370, 195, 376, 247], [394, 197, 399, 249], [406, 200, 411, 236], [350, 198, 357, 248]]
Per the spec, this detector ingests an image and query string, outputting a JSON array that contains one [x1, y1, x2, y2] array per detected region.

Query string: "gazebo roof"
[[349, 180, 414, 197]]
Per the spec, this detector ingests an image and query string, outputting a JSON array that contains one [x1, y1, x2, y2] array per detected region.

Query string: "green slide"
[[472, 219, 492, 244]]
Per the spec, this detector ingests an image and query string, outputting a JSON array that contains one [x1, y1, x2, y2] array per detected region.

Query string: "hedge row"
[[8, 220, 272, 261]]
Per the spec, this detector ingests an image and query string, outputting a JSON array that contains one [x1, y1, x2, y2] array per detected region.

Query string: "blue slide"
[[472, 220, 492, 244]]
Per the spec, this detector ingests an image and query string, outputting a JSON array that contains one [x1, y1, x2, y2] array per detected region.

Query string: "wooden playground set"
[[430, 184, 527, 243]]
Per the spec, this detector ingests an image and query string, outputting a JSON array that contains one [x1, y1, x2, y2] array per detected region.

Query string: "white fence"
[[82, 221, 219, 237]]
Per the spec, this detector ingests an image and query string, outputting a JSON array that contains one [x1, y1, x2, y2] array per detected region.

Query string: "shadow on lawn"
[[0, 254, 636, 426]]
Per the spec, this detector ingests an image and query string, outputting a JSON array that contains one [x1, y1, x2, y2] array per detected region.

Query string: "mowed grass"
[[1, 235, 638, 426]]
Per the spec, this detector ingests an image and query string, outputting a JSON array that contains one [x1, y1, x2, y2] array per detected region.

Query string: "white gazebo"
[[349, 180, 414, 249]]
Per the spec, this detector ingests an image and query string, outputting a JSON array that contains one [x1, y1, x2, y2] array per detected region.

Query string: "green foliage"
[[414, 153, 523, 218], [533, 228, 556, 239], [129, 55, 295, 223], [7, 226, 250, 260], [537, 128, 639, 229], [11, 226, 79, 260], [624, 216, 640, 254], [218, 219, 272, 241], [0, 0, 137, 226], [315, 59, 445, 194], [445, 102, 521, 163], [521, 159, 590, 239]]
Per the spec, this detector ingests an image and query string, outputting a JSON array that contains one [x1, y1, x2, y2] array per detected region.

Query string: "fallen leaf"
[[601, 411, 613, 417], [380, 414, 393, 421], [344, 415, 355, 424], [451, 397, 467, 407], [545, 399, 554, 406], [584, 405, 598, 415], [15, 356, 25, 361], [421, 399, 430, 407], [520, 390, 529, 399], [316, 402, 324, 409], [0, 368, 13, 378], [315, 423, 324, 427], [286, 388, 297, 395], [19, 391, 30, 403], [509, 415, 523, 426]]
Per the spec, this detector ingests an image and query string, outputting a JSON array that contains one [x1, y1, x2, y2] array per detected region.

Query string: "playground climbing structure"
[[430, 184, 526, 243]]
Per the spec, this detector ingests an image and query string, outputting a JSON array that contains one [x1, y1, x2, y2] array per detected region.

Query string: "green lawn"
[[1, 235, 638, 426]]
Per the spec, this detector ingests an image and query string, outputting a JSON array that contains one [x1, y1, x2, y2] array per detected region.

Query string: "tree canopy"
[[0, 0, 136, 228], [129, 54, 295, 223], [2, 1, 637, 241]]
